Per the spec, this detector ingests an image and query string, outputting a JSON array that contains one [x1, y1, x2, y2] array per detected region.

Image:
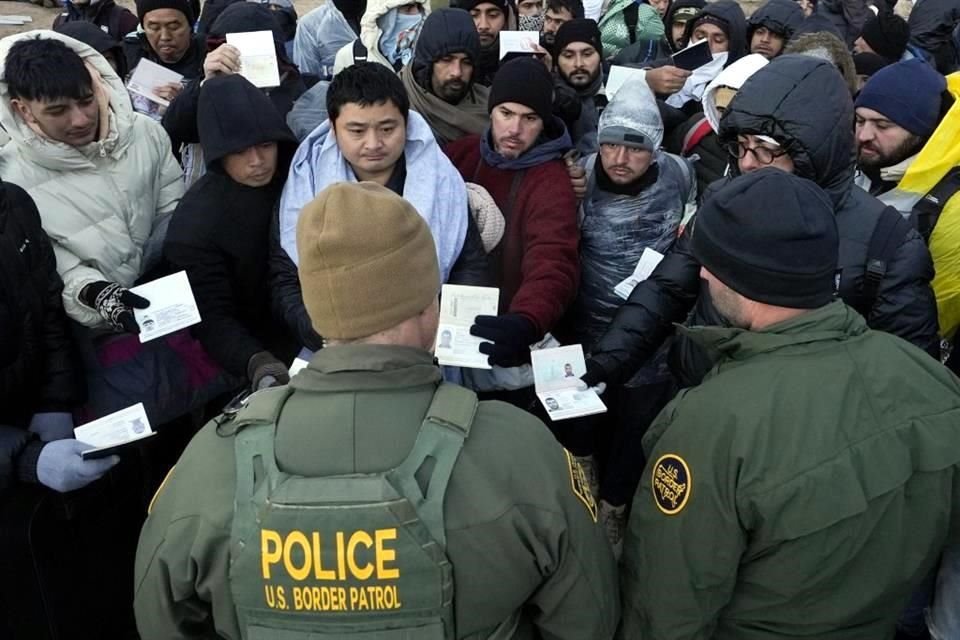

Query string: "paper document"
[[126, 59, 184, 107], [435, 285, 500, 369], [605, 65, 649, 100], [499, 31, 541, 59], [671, 39, 713, 71], [532, 345, 607, 421], [289, 357, 309, 376], [131, 271, 202, 343], [75, 403, 155, 459], [227, 30, 281, 88], [614, 248, 666, 300]]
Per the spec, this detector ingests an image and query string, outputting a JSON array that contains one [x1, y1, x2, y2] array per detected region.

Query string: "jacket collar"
[[678, 300, 867, 362], [292, 344, 441, 393]]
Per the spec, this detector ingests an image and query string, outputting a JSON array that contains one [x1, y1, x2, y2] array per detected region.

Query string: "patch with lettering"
[[651, 454, 691, 515], [565, 450, 598, 522]]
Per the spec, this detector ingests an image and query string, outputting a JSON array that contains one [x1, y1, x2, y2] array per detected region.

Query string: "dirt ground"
[[1, 0, 772, 39]]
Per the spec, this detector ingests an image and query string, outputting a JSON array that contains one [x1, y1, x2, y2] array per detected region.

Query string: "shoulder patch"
[[565, 450, 598, 522], [651, 454, 691, 515]]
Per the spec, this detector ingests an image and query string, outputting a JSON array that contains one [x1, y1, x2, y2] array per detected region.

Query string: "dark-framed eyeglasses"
[[725, 140, 789, 165]]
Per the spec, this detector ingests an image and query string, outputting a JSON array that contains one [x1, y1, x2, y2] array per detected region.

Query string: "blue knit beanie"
[[854, 59, 946, 137]]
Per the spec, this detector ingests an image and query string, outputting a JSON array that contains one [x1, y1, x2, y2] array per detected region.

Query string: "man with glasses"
[[578, 54, 937, 392]]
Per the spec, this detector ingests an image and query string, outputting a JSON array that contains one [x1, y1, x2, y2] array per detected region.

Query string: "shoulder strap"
[[862, 205, 911, 310], [623, 2, 640, 44], [353, 38, 368, 63], [391, 383, 478, 549], [681, 117, 713, 157], [910, 166, 960, 243]]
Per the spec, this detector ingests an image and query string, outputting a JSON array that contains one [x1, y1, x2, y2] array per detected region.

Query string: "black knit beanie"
[[488, 57, 555, 123], [136, 0, 195, 24], [858, 12, 910, 63], [451, 0, 509, 14], [554, 18, 603, 56], [692, 168, 838, 308]]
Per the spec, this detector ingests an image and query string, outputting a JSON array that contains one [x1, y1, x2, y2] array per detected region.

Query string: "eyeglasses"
[[725, 140, 789, 165]]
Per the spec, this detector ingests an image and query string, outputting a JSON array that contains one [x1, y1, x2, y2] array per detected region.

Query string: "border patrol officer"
[[620, 169, 960, 639], [133, 182, 620, 640]]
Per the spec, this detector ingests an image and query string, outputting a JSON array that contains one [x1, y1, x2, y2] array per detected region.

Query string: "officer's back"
[[133, 182, 620, 640]]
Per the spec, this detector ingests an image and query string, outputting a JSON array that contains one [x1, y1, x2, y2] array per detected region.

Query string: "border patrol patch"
[[565, 450, 598, 522], [652, 454, 691, 515]]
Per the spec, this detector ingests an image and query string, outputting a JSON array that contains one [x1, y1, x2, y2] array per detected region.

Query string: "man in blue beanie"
[[854, 58, 947, 195]]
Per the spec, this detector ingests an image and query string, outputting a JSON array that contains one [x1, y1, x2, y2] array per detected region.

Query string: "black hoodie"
[[747, 0, 804, 42], [908, 0, 960, 72], [54, 20, 130, 78], [411, 8, 481, 91], [161, 2, 306, 151], [585, 55, 938, 388], [682, 0, 748, 67], [163, 75, 299, 378], [662, 0, 706, 50]]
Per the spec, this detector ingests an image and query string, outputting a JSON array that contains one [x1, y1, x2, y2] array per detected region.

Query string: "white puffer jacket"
[[0, 30, 184, 328], [332, 0, 429, 74]]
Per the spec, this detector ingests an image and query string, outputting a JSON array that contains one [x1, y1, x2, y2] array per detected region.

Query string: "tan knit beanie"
[[296, 182, 441, 340]]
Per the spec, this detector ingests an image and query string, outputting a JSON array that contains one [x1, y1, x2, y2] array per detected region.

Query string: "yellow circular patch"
[[651, 454, 692, 515]]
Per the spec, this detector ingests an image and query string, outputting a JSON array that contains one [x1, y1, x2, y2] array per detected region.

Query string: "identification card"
[[435, 285, 500, 369], [498, 31, 540, 59], [75, 403, 155, 459], [127, 59, 184, 107], [131, 271, 202, 343], [227, 30, 281, 88], [532, 344, 607, 421]]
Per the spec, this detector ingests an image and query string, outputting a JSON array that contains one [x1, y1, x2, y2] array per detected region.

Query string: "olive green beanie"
[[296, 182, 441, 340]]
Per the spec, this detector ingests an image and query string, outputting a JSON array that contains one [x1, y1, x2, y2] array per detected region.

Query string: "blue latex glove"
[[28, 412, 75, 442], [36, 440, 119, 493]]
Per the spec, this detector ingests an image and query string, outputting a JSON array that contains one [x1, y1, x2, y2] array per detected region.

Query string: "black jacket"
[[161, 3, 306, 152], [54, 20, 130, 79], [663, 0, 706, 50], [907, 0, 960, 72], [163, 76, 299, 379], [52, 0, 139, 44], [589, 55, 939, 387], [0, 182, 85, 489], [816, 0, 870, 46], [123, 31, 206, 80], [682, 0, 748, 67], [747, 0, 805, 42]]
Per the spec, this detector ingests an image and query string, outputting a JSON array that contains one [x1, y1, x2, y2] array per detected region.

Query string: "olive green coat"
[[134, 345, 619, 640], [622, 302, 960, 639]]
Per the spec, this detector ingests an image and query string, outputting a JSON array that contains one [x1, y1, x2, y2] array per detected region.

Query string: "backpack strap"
[[623, 2, 640, 44], [353, 38, 368, 63], [390, 383, 478, 549], [681, 116, 713, 157], [862, 205, 911, 312], [910, 166, 960, 243]]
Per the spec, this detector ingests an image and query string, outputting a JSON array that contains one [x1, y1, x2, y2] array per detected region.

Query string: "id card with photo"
[[74, 403, 156, 460], [131, 271, 202, 343], [531, 345, 607, 421], [435, 285, 500, 369]]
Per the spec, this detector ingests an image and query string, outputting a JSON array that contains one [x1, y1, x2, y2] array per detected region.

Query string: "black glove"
[[580, 358, 607, 388], [470, 313, 540, 367], [247, 351, 291, 391], [79, 281, 150, 334], [552, 83, 583, 134]]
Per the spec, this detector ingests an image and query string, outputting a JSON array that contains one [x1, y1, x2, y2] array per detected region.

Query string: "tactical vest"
[[227, 383, 478, 640]]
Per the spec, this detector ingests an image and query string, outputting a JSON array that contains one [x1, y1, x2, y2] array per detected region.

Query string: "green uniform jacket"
[[621, 302, 960, 639], [134, 345, 619, 640]]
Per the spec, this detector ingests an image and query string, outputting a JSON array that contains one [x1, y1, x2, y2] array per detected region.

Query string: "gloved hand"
[[470, 313, 540, 368], [247, 351, 291, 391], [579, 359, 606, 388], [28, 412, 75, 442], [36, 439, 119, 493], [79, 281, 150, 334]]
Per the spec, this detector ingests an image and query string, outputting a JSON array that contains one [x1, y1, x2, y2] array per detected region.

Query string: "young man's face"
[[333, 100, 407, 183], [692, 22, 729, 55], [470, 3, 507, 47], [13, 92, 99, 146], [750, 26, 785, 59], [543, 6, 573, 35], [221, 142, 278, 187], [431, 52, 474, 103], [671, 21, 689, 48], [557, 42, 601, 89], [735, 134, 796, 174], [797, 0, 814, 17], [517, 0, 542, 17], [648, 0, 670, 17], [855, 106, 923, 170], [143, 9, 192, 64], [491, 101, 544, 159], [599, 143, 653, 184]]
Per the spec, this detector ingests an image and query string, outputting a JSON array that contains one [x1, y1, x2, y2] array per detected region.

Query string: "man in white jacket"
[[0, 30, 184, 333]]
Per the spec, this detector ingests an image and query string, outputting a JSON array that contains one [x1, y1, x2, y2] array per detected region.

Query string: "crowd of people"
[[2, 0, 960, 635]]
